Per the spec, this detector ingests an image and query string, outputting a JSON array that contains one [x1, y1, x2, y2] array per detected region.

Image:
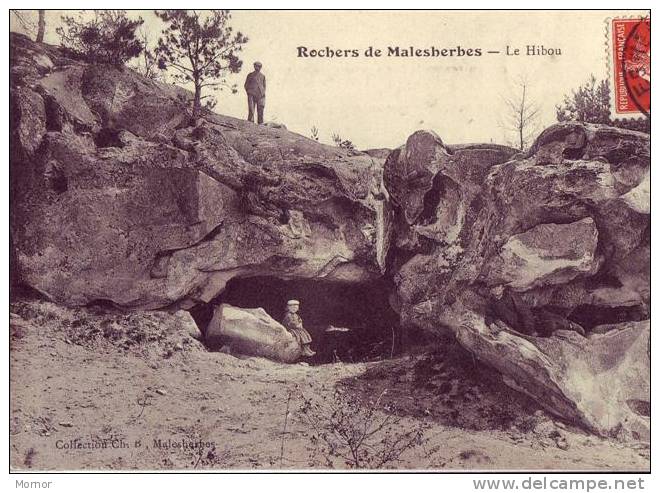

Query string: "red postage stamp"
[[608, 16, 650, 120]]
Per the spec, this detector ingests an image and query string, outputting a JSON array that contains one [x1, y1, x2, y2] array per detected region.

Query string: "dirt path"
[[9, 301, 649, 471]]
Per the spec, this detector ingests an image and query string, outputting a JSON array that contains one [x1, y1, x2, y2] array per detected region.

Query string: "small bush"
[[331, 133, 355, 151], [299, 388, 428, 469]]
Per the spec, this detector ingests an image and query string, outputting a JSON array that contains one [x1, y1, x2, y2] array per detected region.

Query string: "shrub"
[[332, 132, 356, 150], [299, 388, 428, 469]]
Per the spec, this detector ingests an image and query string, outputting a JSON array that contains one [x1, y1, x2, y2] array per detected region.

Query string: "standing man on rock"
[[244, 61, 266, 124]]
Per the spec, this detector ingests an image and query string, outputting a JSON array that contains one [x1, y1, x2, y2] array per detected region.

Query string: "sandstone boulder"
[[454, 310, 649, 441], [11, 87, 46, 159], [386, 123, 649, 437], [10, 34, 388, 310], [389, 124, 649, 331], [485, 218, 600, 291], [383, 130, 516, 229], [206, 303, 301, 363]]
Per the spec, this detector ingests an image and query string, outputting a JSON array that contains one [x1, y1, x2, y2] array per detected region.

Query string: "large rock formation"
[[384, 124, 650, 439], [10, 33, 387, 310], [10, 34, 650, 439]]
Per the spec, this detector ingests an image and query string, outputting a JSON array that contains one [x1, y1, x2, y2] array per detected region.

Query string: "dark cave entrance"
[[568, 304, 649, 331], [189, 276, 406, 364]]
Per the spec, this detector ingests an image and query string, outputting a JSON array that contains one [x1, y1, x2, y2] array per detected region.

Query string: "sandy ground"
[[9, 300, 650, 471]]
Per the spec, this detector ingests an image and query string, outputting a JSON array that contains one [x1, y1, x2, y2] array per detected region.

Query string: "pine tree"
[[56, 10, 144, 65], [155, 10, 248, 118], [556, 75, 649, 133]]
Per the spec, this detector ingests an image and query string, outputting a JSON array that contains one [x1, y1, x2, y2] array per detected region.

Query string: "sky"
[[10, 9, 648, 149]]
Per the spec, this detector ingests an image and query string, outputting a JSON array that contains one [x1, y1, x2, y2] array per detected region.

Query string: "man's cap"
[[287, 299, 300, 306], [254, 61, 263, 67]]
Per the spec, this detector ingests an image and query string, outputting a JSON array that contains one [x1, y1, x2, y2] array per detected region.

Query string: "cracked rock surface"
[[384, 123, 649, 440], [11, 33, 387, 310]]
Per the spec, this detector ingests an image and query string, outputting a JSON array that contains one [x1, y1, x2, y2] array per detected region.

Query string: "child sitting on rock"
[[282, 300, 316, 358]]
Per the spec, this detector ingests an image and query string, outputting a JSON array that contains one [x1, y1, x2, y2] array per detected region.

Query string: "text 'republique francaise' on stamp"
[[607, 16, 650, 121]]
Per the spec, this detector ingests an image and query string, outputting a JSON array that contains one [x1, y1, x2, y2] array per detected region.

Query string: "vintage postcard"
[[8, 9, 650, 474]]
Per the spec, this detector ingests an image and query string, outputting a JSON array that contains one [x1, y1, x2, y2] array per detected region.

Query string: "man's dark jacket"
[[244, 71, 266, 99]]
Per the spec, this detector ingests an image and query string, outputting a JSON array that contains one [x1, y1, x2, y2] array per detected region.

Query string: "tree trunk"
[[36, 10, 45, 42], [192, 82, 202, 119]]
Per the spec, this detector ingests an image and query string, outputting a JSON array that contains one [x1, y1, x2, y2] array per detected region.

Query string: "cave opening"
[[568, 303, 649, 331], [94, 128, 124, 148], [189, 275, 409, 364]]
